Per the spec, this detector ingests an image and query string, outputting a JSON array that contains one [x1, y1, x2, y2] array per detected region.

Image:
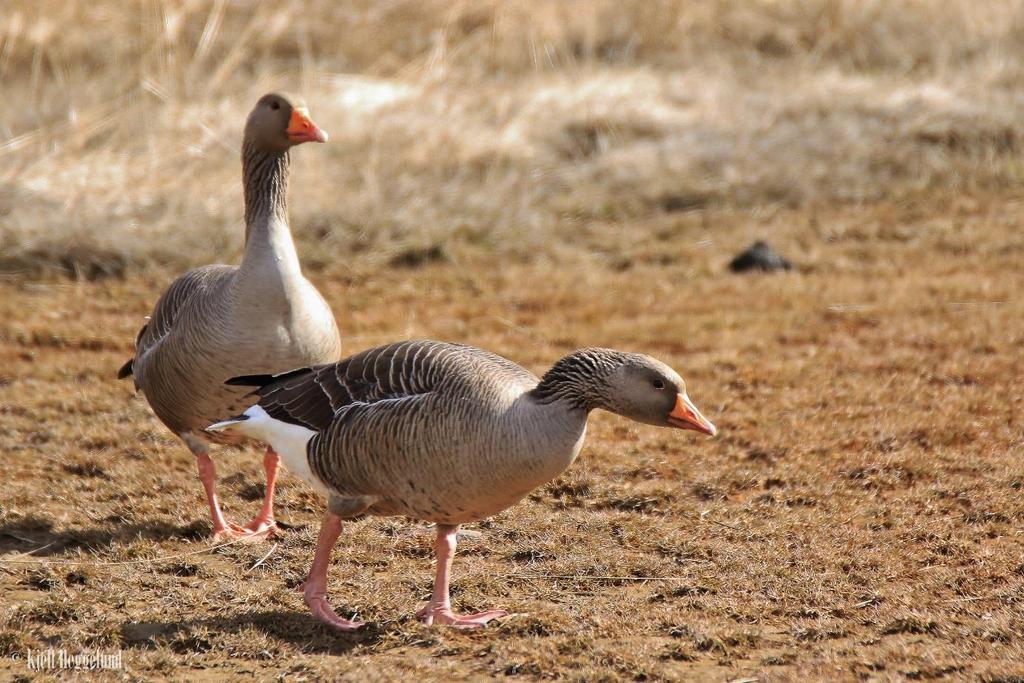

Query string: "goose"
[[117, 93, 342, 542], [208, 340, 716, 628]]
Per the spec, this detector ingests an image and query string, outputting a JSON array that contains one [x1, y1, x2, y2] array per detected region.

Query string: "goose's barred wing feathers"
[[225, 340, 500, 433], [116, 265, 235, 380]]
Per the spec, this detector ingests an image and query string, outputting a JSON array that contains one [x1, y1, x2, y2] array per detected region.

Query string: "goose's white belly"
[[237, 406, 331, 497]]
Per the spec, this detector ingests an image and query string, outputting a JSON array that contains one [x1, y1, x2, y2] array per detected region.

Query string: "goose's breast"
[[367, 399, 588, 524], [282, 279, 341, 361], [227, 280, 339, 367]]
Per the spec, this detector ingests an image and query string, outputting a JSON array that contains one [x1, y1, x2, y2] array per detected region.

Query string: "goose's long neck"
[[530, 350, 617, 412], [239, 140, 300, 277]]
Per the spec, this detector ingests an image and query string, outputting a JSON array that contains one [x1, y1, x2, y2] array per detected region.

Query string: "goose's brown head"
[[536, 349, 717, 436], [244, 92, 328, 153], [602, 353, 717, 436]]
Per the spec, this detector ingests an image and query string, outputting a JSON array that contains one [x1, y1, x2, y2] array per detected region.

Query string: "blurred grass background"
[[2, 0, 1024, 278]]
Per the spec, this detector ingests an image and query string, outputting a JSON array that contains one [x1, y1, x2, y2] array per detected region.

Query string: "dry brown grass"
[[2, 194, 1023, 680], [5, 1, 1024, 275]]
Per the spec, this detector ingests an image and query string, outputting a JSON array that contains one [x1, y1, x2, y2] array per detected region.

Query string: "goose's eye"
[[652, 379, 666, 390], [270, 101, 281, 111]]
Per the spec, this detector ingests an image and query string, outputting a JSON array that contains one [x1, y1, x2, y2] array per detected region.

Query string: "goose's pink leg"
[[194, 450, 251, 542], [184, 432, 267, 543], [416, 524, 507, 628], [303, 511, 365, 631], [241, 447, 279, 536]]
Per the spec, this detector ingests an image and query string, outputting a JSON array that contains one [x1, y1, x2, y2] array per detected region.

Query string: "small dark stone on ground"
[[389, 244, 448, 269], [728, 241, 794, 273]]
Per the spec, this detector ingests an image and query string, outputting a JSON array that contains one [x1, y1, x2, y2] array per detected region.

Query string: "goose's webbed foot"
[[416, 604, 507, 628]]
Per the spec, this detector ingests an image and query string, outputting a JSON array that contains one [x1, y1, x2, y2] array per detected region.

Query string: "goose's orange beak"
[[287, 108, 328, 144], [667, 394, 716, 436]]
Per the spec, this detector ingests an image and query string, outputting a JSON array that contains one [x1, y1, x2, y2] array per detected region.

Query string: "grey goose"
[[209, 340, 716, 629], [118, 93, 342, 541]]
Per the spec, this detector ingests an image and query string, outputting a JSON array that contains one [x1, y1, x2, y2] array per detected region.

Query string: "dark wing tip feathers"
[[225, 366, 315, 390], [225, 373, 278, 387], [117, 322, 148, 380]]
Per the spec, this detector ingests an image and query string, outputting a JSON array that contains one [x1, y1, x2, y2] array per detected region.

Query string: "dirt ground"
[[1, 195, 1022, 681]]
